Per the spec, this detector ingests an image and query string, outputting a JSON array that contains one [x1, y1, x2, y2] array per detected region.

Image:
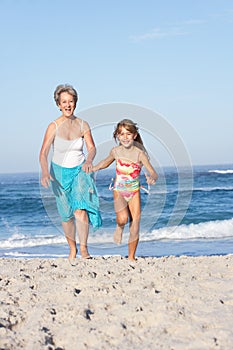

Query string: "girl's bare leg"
[[113, 191, 128, 244], [128, 192, 141, 261], [128, 238, 139, 261], [74, 209, 90, 258], [114, 225, 124, 244], [62, 218, 77, 259]]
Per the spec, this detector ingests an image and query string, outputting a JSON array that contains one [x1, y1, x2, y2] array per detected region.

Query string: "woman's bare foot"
[[68, 246, 77, 259], [68, 246, 78, 266], [113, 225, 124, 244], [80, 244, 91, 259]]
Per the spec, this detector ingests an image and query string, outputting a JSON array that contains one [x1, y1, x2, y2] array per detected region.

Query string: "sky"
[[0, 0, 233, 173]]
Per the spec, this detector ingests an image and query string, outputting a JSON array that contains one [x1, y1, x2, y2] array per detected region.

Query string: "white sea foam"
[[3, 251, 67, 258], [193, 186, 233, 192], [1, 219, 233, 250], [208, 169, 233, 174], [0, 233, 66, 249], [140, 218, 233, 241]]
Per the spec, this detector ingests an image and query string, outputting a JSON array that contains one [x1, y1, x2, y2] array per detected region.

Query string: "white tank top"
[[52, 120, 85, 168]]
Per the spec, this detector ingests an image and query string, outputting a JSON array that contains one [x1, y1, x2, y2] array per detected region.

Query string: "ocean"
[[0, 164, 233, 259]]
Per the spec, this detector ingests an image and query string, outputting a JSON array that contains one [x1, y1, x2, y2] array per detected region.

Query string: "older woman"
[[39, 84, 101, 263]]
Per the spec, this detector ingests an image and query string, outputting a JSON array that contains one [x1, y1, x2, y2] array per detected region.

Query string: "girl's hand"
[[145, 174, 157, 185], [92, 166, 98, 172]]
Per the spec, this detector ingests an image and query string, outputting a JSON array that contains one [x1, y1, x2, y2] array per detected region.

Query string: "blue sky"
[[0, 0, 232, 173]]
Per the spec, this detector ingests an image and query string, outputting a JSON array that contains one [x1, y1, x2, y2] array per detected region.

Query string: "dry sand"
[[0, 255, 233, 350]]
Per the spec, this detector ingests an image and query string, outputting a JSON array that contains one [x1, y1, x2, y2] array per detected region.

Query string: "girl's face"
[[58, 92, 76, 117], [117, 126, 136, 148]]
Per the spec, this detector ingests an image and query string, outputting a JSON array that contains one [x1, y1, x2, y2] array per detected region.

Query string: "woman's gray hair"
[[54, 84, 78, 106]]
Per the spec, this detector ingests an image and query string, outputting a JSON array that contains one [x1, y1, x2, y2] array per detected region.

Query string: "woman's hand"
[[82, 161, 93, 173], [41, 173, 53, 188]]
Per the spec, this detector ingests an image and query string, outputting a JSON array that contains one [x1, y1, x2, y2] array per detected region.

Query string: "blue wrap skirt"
[[50, 162, 102, 229]]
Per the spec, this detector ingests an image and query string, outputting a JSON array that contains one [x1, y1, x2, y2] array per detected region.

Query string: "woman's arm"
[[82, 121, 96, 173], [39, 123, 56, 187], [139, 151, 158, 185]]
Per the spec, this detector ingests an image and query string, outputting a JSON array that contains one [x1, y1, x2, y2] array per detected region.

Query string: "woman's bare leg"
[[74, 209, 90, 258], [62, 218, 77, 259]]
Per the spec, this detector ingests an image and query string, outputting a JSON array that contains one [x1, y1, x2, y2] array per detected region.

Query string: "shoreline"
[[1, 255, 233, 349], [1, 235, 233, 259]]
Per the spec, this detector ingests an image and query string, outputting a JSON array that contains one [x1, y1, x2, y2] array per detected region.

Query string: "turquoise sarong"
[[50, 162, 102, 229]]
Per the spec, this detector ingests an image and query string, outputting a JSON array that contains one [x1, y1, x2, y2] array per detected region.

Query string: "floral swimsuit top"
[[114, 158, 142, 202]]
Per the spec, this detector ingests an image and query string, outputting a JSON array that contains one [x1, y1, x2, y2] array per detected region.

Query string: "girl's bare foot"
[[113, 225, 124, 244], [128, 256, 137, 262]]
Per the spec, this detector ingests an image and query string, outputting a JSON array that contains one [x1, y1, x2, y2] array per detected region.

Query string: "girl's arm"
[[82, 121, 96, 173], [92, 149, 115, 172], [139, 151, 158, 185], [39, 123, 56, 188]]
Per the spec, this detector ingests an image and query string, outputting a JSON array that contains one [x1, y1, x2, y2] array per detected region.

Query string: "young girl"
[[92, 119, 158, 261]]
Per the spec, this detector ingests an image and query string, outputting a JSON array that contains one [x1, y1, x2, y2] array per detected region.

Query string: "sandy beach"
[[0, 255, 233, 350]]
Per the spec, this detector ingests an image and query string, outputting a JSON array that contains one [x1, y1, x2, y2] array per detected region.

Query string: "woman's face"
[[58, 92, 76, 117]]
